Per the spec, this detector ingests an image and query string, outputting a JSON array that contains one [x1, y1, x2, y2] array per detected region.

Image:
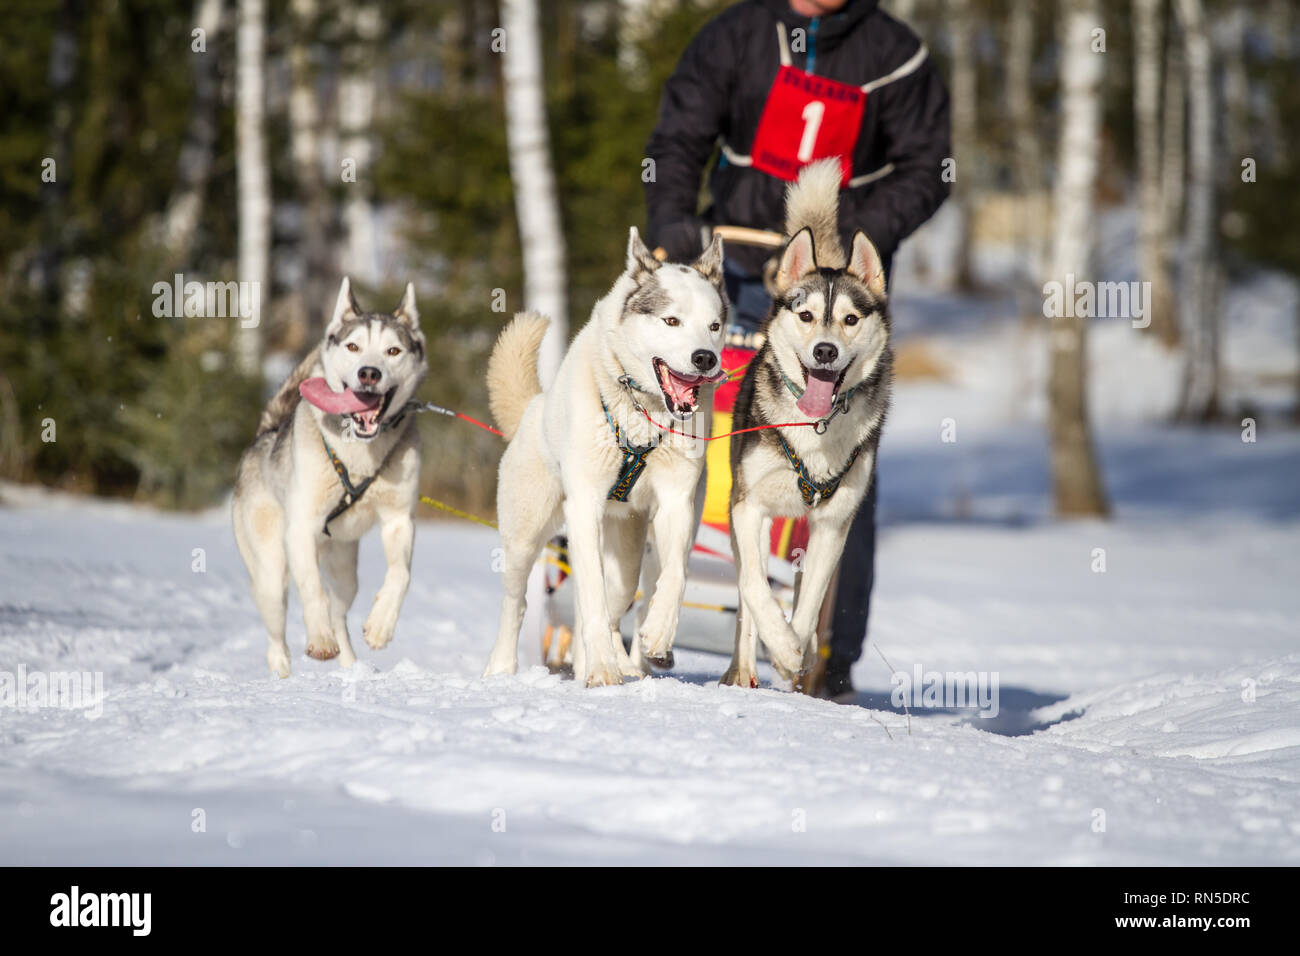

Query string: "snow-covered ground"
[[3, 292, 1299, 864]]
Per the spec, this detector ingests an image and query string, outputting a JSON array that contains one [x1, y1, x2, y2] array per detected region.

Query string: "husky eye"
[[346, 343, 360, 352], [710, 322, 721, 332], [387, 346, 401, 356], [798, 310, 814, 324], [663, 316, 680, 327], [844, 314, 859, 326]]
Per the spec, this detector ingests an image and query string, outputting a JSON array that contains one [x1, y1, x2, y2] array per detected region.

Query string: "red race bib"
[[749, 66, 865, 186]]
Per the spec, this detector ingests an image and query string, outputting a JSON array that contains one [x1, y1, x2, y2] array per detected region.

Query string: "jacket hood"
[[754, 0, 880, 49]]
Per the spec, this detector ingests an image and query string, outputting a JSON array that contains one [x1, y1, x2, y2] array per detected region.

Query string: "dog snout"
[[812, 342, 838, 366], [691, 349, 718, 374], [357, 366, 382, 387]]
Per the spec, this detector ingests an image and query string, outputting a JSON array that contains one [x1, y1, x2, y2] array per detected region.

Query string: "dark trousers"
[[726, 262, 876, 665]]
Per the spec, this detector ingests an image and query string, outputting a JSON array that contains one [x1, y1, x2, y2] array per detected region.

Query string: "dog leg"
[[720, 604, 760, 688], [235, 498, 291, 677], [789, 508, 853, 667], [286, 518, 339, 661], [637, 496, 693, 664], [603, 512, 650, 678], [730, 497, 803, 677], [320, 537, 359, 668], [564, 498, 622, 687], [363, 511, 414, 651]]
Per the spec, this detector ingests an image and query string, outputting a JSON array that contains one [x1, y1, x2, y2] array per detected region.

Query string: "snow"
[[3, 279, 1300, 864]]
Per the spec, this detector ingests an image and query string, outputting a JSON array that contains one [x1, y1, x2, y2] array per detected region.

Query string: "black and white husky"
[[724, 160, 893, 688], [483, 229, 728, 686], [233, 278, 428, 677]]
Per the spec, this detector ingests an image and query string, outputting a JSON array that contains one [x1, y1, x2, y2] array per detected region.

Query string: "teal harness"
[[602, 400, 657, 502]]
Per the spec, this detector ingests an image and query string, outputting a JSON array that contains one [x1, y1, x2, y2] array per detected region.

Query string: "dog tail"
[[256, 346, 320, 437], [487, 311, 550, 441], [784, 158, 846, 270]]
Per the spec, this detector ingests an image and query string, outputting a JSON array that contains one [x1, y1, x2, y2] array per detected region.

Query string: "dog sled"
[[538, 225, 823, 669]]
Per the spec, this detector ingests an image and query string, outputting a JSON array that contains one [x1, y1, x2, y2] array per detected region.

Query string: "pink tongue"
[[797, 370, 837, 418], [299, 377, 382, 414], [662, 370, 697, 406]]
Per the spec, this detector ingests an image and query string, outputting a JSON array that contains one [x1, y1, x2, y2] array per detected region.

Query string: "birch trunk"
[[289, 0, 332, 341], [1174, 0, 1221, 420], [1133, 0, 1179, 346], [1007, 1, 1043, 283], [339, 4, 382, 287], [501, 0, 569, 383], [1046, 0, 1109, 517], [235, 0, 269, 377], [948, 0, 977, 291], [1161, 25, 1185, 240], [161, 0, 223, 266]]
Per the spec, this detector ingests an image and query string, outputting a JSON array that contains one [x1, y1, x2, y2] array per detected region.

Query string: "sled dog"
[[724, 159, 893, 688], [233, 277, 427, 677], [484, 228, 727, 686]]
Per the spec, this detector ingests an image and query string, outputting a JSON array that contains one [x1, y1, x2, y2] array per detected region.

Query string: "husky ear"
[[327, 276, 363, 337], [393, 282, 420, 330], [776, 227, 817, 291], [691, 232, 725, 287], [847, 230, 886, 298], [626, 227, 661, 282]]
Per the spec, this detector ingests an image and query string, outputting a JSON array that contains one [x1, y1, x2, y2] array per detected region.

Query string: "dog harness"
[[320, 438, 381, 536], [775, 430, 866, 508], [602, 400, 656, 502]]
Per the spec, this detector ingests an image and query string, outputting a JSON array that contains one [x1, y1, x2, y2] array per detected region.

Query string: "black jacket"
[[644, 0, 951, 276]]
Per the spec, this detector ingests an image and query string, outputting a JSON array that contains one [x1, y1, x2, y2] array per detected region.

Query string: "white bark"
[[1174, 0, 1221, 419], [1046, 0, 1108, 517], [235, 0, 269, 376], [1007, 1, 1043, 279], [1161, 27, 1185, 238], [1133, 0, 1177, 345], [161, 0, 224, 264], [501, 0, 569, 384], [289, 0, 332, 340], [339, 4, 382, 287]]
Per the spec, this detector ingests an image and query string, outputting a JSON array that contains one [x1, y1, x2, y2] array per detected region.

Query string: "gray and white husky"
[[233, 277, 428, 677], [483, 228, 728, 686], [724, 160, 893, 688]]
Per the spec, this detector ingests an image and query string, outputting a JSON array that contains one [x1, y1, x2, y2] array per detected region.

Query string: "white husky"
[[483, 228, 728, 686], [233, 277, 428, 677]]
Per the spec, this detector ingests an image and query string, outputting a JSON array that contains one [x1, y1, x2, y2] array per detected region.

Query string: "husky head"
[[320, 277, 428, 440], [609, 227, 728, 421], [764, 227, 889, 419]]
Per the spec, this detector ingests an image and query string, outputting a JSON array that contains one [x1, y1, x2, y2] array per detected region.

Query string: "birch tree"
[[1046, 0, 1109, 517], [289, 0, 331, 340], [501, 0, 569, 384], [235, 0, 269, 377], [339, 4, 382, 288], [1174, 0, 1221, 420], [948, 0, 977, 291], [1007, 1, 1043, 283], [1133, 0, 1179, 346], [160, 0, 224, 266]]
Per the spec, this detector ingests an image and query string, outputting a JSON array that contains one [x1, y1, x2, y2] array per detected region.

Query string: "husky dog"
[[483, 228, 728, 686], [723, 160, 892, 688], [233, 277, 428, 677]]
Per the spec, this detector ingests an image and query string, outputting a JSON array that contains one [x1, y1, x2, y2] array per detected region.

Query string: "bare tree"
[[1174, 0, 1221, 420], [501, 0, 569, 384], [948, 0, 977, 291], [339, 4, 382, 287], [160, 0, 224, 266], [1161, 19, 1185, 242], [288, 0, 332, 342], [235, 0, 269, 377], [1046, 0, 1109, 517], [1007, 0, 1044, 287], [1133, 0, 1179, 346]]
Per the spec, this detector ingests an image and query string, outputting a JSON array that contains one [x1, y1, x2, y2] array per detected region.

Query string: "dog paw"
[[720, 663, 759, 689], [583, 666, 625, 688], [760, 626, 804, 681], [363, 599, 398, 650], [268, 645, 292, 678], [647, 649, 674, 670], [305, 635, 340, 660], [482, 657, 518, 678]]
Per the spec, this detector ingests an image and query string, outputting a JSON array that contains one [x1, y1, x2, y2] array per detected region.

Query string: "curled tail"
[[486, 311, 549, 440], [784, 158, 846, 270], [256, 346, 320, 436]]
